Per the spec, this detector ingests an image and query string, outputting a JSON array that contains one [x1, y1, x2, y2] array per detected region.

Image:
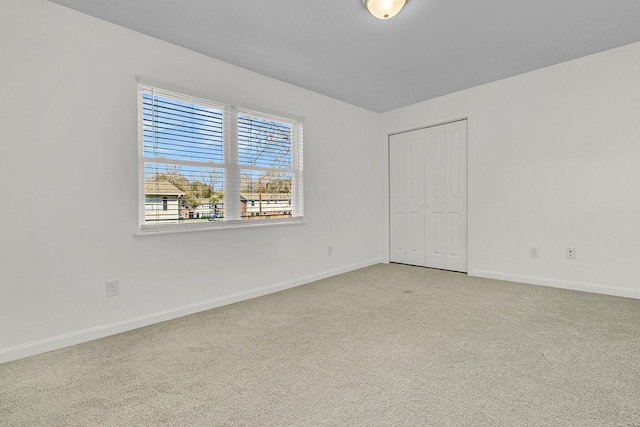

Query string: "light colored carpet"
[[2, 263, 640, 426]]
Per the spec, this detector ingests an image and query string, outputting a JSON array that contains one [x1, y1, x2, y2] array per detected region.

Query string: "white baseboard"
[[469, 269, 640, 300], [0, 258, 383, 364]]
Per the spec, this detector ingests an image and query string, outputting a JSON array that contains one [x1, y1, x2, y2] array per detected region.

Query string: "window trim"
[[136, 78, 304, 235]]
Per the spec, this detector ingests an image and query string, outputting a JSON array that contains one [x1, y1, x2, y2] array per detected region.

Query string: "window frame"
[[137, 81, 304, 235]]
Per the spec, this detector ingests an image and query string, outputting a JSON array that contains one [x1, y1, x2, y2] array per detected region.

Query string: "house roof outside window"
[[144, 181, 185, 196]]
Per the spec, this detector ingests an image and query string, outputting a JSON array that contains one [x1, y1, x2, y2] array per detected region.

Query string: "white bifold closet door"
[[389, 120, 468, 272]]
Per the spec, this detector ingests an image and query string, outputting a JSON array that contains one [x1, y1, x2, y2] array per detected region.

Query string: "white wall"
[[382, 41, 640, 299], [0, 0, 384, 362]]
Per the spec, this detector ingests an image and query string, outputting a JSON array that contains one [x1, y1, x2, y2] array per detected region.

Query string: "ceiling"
[[48, 0, 640, 113]]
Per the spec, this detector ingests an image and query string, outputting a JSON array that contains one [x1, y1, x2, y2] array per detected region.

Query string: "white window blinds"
[[141, 89, 226, 163]]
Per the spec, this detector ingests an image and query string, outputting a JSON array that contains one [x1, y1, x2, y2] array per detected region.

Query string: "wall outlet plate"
[[530, 247, 539, 258], [106, 280, 119, 297], [566, 248, 576, 260]]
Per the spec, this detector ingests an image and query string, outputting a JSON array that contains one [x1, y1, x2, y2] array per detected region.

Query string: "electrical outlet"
[[530, 247, 539, 258], [328, 246, 333, 256], [566, 248, 576, 260], [106, 280, 119, 297]]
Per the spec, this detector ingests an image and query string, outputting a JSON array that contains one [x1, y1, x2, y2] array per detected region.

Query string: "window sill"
[[135, 217, 304, 237]]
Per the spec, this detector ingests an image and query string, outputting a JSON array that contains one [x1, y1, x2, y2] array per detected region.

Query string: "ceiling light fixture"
[[363, 0, 407, 20]]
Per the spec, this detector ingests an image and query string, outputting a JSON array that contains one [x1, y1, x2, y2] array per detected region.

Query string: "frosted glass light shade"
[[363, 0, 407, 19]]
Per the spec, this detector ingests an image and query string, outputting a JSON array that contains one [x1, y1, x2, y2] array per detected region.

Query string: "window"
[[138, 84, 303, 232]]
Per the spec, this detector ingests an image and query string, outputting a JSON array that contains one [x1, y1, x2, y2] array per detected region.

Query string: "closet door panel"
[[389, 120, 467, 273]]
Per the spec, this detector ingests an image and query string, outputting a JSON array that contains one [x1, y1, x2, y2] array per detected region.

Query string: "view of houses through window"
[[144, 165, 294, 223], [139, 85, 303, 228]]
